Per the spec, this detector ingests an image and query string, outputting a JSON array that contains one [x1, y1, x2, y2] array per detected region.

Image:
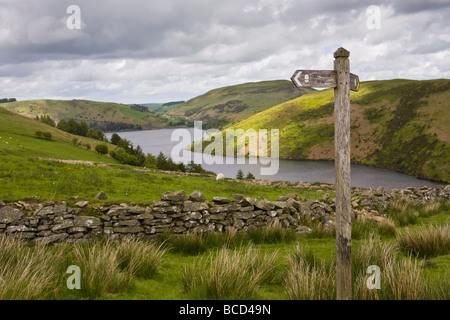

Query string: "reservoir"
[[105, 128, 441, 190]]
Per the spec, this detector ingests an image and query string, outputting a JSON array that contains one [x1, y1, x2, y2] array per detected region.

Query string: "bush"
[[35, 131, 52, 141], [236, 169, 244, 180], [95, 144, 108, 155]]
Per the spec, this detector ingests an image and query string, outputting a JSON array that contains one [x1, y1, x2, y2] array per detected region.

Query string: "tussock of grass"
[[285, 246, 335, 300], [377, 217, 397, 237], [355, 258, 423, 300], [352, 216, 378, 240], [397, 224, 450, 258], [248, 220, 297, 244], [0, 236, 62, 300], [71, 241, 133, 298], [116, 239, 166, 279], [183, 246, 278, 299], [352, 234, 397, 278]]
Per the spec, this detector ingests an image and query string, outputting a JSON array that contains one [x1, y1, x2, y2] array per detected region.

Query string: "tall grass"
[[162, 223, 298, 255], [0, 236, 62, 300], [396, 224, 450, 258], [388, 198, 419, 226], [248, 220, 297, 244], [354, 257, 423, 300], [71, 241, 133, 298], [284, 245, 335, 300], [183, 246, 278, 299], [116, 239, 166, 279]]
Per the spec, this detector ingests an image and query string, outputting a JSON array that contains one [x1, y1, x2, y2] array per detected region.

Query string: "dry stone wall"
[[0, 186, 449, 244]]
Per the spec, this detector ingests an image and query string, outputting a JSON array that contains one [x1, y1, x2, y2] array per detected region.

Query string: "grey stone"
[[52, 220, 74, 231], [233, 212, 256, 220], [212, 197, 231, 204], [68, 227, 87, 234], [74, 216, 101, 228], [272, 201, 287, 209], [161, 190, 187, 202], [134, 212, 153, 220], [255, 200, 275, 211], [114, 226, 144, 233], [183, 201, 207, 212], [7, 225, 35, 233], [36, 206, 54, 217], [95, 191, 108, 200], [75, 201, 89, 208], [118, 219, 140, 227], [189, 190, 205, 202], [233, 194, 257, 206], [35, 233, 69, 245], [0, 206, 24, 224], [0, 200, 5, 207], [128, 206, 146, 214]]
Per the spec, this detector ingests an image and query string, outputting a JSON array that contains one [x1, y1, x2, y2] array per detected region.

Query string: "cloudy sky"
[[1, 0, 449, 103]]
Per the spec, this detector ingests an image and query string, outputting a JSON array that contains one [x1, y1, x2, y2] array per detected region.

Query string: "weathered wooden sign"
[[291, 48, 358, 300], [291, 69, 360, 92]]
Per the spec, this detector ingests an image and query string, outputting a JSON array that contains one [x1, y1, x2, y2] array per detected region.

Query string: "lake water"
[[105, 128, 441, 190]]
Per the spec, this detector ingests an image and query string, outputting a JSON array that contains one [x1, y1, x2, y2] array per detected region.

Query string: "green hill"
[[218, 79, 450, 183], [168, 80, 315, 128], [0, 106, 118, 163], [1, 99, 169, 131]]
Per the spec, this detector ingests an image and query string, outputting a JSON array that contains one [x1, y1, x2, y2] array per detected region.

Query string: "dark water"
[[106, 128, 441, 190]]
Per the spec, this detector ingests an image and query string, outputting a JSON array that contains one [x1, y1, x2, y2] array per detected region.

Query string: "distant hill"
[[217, 79, 450, 183], [1, 99, 169, 132], [168, 80, 315, 129]]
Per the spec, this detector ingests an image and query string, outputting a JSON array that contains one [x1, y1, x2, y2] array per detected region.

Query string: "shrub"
[[95, 143, 109, 155]]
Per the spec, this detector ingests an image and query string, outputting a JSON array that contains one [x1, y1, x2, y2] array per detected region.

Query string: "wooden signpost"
[[291, 47, 358, 300]]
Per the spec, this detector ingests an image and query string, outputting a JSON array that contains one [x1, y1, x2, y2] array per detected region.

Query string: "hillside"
[[1, 99, 169, 131], [217, 79, 450, 183], [168, 80, 315, 128], [0, 106, 118, 163]]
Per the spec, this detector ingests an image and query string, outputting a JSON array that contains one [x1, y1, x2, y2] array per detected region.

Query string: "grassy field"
[[219, 79, 450, 183], [1, 200, 448, 300], [168, 80, 314, 128]]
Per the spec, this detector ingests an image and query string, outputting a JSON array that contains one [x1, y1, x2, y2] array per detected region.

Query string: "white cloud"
[[0, 0, 449, 103]]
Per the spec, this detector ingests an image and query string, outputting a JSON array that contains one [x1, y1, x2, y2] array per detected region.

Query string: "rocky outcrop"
[[0, 185, 448, 244]]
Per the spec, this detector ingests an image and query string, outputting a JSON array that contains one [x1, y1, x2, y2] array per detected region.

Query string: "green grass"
[[1, 99, 168, 130], [169, 80, 314, 128]]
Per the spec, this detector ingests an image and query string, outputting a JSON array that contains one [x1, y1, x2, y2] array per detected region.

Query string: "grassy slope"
[[224, 79, 450, 183], [0, 106, 326, 203], [0, 107, 119, 162], [1, 99, 168, 130], [168, 80, 315, 127]]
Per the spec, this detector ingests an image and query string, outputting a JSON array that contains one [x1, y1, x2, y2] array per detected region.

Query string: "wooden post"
[[334, 47, 352, 300]]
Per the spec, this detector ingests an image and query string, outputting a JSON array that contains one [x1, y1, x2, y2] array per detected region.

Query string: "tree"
[[95, 144, 108, 155], [236, 169, 244, 180], [245, 172, 255, 180], [110, 133, 122, 145], [39, 115, 56, 127], [156, 152, 168, 170], [57, 119, 67, 131]]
